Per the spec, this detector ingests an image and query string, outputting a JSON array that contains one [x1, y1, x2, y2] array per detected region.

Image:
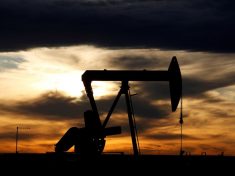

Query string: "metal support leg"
[[102, 89, 123, 128], [122, 81, 139, 156]]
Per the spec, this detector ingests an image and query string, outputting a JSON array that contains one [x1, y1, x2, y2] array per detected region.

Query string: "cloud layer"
[[0, 90, 170, 122], [0, 0, 235, 52]]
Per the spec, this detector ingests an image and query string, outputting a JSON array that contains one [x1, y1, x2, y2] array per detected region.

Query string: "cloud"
[[0, 0, 235, 52], [0, 90, 171, 122], [0, 56, 26, 71], [0, 131, 56, 141], [109, 55, 168, 69], [0, 132, 15, 140], [0, 91, 87, 120], [131, 72, 235, 102], [134, 62, 235, 100], [182, 75, 235, 98], [97, 95, 170, 119], [145, 132, 200, 141], [198, 95, 235, 119], [100, 50, 235, 102]]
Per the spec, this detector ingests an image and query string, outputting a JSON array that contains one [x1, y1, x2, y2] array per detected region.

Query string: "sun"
[[34, 70, 117, 98], [34, 71, 84, 97], [55, 73, 84, 97]]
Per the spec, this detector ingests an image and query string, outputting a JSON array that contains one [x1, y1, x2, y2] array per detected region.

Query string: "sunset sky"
[[0, 0, 235, 155]]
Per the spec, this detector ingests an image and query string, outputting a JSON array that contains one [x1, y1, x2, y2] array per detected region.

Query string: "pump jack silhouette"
[[55, 56, 182, 157]]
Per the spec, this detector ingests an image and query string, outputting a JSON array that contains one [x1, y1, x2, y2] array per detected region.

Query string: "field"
[[0, 153, 234, 174]]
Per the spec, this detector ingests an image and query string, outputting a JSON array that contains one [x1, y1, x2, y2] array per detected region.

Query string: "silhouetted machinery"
[[55, 56, 182, 157]]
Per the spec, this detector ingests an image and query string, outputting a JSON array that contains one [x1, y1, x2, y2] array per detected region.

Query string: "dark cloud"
[[0, 56, 26, 71], [136, 70, 235, 102], [0, 0, 234, 52], [106, 51, 235, 101], [0, 131, 32, 141], [0, 91, 88, 120], [183, 73, 235, 97], [97, 95, 169, 119], [0, 132, 15, 140], [0, 130, 61, 141], [145, 133, 200, 141], [0, 90, 170, 122], [111, 56, 156, 69], [109, 55, 168, 69]]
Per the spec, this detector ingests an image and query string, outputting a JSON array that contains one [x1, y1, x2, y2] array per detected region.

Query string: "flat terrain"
[[0, 153, 234, 174]]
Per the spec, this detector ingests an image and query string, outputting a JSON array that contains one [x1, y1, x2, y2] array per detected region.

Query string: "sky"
[[0, 0, 235, 155]]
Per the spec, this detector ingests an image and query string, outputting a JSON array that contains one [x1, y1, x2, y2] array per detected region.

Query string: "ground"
[[0, 153, 233, 174]]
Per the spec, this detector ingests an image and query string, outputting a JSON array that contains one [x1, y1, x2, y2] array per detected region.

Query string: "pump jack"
[[55, 56, 182, 157]]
